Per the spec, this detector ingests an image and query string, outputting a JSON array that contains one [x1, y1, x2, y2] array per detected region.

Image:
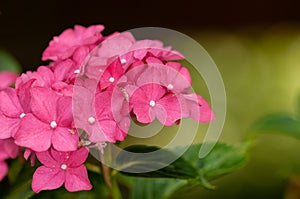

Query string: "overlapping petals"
[[0, 24, 214, 193]]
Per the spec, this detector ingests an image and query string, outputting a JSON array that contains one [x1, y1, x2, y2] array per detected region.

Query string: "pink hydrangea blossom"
[[15, 66, 73, 97], [130, 84, 181, 126], [32, 147, 92, 193], [42, 25, 104, 61], [0, 23, 214, 193], [83, 32, 183, 79], [14, 87, 78, 152]]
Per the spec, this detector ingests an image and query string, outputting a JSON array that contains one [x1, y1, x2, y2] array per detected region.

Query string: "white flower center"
[[109, 77, 115, 83], [61, 164, 67, 170], [50, 121, 57, 129], [167, 84, 174, 90], [88, 116, 96, 124], [149, 100, 156, 107], [121, 58, 127, 64], [19, 113, 26, 119], [74, 69, 80, 74]]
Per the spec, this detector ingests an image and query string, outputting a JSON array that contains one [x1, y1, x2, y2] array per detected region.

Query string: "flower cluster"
[[0, 25, 214, 193], [0, 72, 19, 181]]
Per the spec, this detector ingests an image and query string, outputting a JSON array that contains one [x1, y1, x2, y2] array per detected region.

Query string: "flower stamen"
[[61, 164, 67, 170], [88, 116, 96, 124], [50, 121, 57, 129], [149, 100, 156, 107], [121, 58, 127, 64], [109, 77, 115, 83]]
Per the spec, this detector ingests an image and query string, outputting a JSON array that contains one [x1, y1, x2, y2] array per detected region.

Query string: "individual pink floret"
[[32, 147, 92, 193], [130, 84, 181, 126], [14, 87, 78, 152]]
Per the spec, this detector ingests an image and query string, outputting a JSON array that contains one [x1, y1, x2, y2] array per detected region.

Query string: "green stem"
[[111, 176, 123, 199]]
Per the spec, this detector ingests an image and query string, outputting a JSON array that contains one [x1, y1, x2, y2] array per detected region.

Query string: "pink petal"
[[100, 59, 124, 90], [65, 165, 92, 192], [132, 103, 155, 124], [0, 161, 8, 181], [0, 113, 20, 139], [156, 94, 181, 126], [144, 84, 166, 101], [0, 141, 9, 160], [16, 79, 35, 113], [166, 62, 191, 85], [49, 148, 70, 165], [56, 96, 73, 127], [98, 120, 120, 142], [24, 148, 36, 166], [34, 66, 55, 87], [0, 88, 23, 117], [136, 66, 161, 87], [14, 114, 52, 152], [79, 24, 104, 45], [72, 46, 90, 67], [161, 63, 191, 92], [24, 148, 31, 160], [3, 138, 19, 158], [0, 71, 18, 90], [30, 87, 59, 123], [53, 59, 75, 82], [95, 32, 135, 59], [197, 95, 215, 123], [130, 40, 163, 60], [181, 94, 214, 123], [32, 166, 65, 193], [36, 149, 59, 167], [51, 82, 73, 96], [72, 85, 97, 133], [67, 147, 89, 168], [88, 129, 107, 143], [130, 85, 164, 124], [52, 127, 79, 152], [115, 120, 129, 141], [95, 91, 113, 119], [145, 57, 163, 64]]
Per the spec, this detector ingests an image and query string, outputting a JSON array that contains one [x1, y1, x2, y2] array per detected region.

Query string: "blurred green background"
[[2, 0, 300, 198], [123, 25, 300, 199]]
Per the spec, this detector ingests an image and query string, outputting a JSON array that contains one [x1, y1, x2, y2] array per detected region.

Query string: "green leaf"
[[116, 143, 248, 191], [181, 143, 249, 183], [0, 49, 21, 72], [116, 145, 198, 179], [4, 180, 35, 199], [129, 178, 188, 199], [252, 113, 300, 140]]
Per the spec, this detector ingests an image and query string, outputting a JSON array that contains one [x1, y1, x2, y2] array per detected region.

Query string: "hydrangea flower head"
[[0, 24, 214, 193]]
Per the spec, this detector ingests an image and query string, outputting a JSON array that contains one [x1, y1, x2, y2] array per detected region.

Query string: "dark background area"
[[0, 0, 300, 71]]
